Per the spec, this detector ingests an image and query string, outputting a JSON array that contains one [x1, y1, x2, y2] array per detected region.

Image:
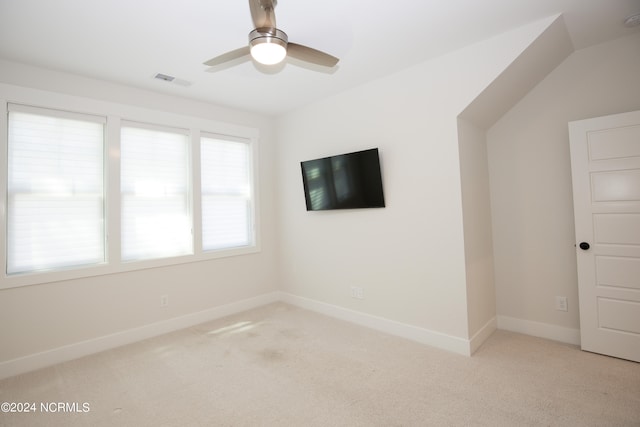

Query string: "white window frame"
[[0, 89, 260, 290], [120, 121, 193, 262], [200, 132, 256, 253], [5, 103, 107, 275]]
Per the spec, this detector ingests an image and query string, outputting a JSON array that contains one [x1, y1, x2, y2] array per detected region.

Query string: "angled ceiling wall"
[[459, 15, 574, 128], [457, 15, 574, 344]]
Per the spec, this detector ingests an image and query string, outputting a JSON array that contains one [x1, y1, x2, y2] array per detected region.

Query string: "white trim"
[[0, 292, 280, 380], [469, 316, 497, 354], [279, 292, 473, 356], [8, 102, 107, 124], [121, 119, 190, 135], [497, 315, 581, 345], [1, 292, 584, 380]]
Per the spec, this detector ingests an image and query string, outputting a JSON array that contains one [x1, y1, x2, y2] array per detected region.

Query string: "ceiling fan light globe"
[[250, 42, 287, 65], [249, 28, 288, 65]]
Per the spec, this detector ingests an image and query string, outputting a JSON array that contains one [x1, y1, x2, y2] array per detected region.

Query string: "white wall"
[[488, 32, 640, 340], [0, 61, 279, 369], [276, 17, 558, 351], [457, 118, 496, 343]]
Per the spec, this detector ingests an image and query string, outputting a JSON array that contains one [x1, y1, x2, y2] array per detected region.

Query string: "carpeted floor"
[[1, 302, 639, 426]]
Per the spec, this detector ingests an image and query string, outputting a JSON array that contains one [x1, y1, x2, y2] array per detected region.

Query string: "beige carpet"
[[1, 302, 639, 426]]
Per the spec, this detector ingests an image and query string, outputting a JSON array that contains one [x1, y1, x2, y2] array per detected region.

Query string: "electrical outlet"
[[350, 286, 364, 300], [160, 295, 169, 307], [555, 296, 568, 312]]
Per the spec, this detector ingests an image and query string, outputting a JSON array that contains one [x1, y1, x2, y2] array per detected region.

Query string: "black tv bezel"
[[300, 148, 385, 211]]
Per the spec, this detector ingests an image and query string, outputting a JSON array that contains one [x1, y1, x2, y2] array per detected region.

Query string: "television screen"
[[301, 148, 385, 211]]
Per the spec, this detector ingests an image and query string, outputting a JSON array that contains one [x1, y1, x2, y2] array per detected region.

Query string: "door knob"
[[579, 242, 590, 250]]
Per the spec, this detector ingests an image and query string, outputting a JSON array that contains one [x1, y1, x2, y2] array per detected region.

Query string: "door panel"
[[593, 214, 640, 244], [596, 256, 640, 290], [588, 125, 640, 160], [591, 170, 640, 201], [597, 298, 640, 335], [569, 110, 640, 362]]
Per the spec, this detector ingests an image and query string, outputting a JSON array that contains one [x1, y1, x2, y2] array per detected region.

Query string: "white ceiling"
[[1, 0, 639, 116]]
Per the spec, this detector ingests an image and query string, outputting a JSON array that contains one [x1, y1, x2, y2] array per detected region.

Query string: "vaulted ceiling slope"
[[0, 0, 639, 116]]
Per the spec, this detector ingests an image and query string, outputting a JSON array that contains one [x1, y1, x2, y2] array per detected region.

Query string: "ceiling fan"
[[203, 0, 339, 70]]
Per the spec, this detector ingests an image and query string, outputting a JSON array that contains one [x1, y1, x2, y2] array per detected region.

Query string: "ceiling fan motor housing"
[[249, 28, 288, 48]]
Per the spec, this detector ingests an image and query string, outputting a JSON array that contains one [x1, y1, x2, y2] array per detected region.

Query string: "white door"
[[569, 110, 640, 363]]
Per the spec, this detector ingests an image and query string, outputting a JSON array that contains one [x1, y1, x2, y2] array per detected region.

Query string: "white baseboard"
[[0, 292, 280, 380], [469, 316, 497, 354], [497, 315, 581, 346], [279, 292, 474, 356], [7, 292, 568, 380]]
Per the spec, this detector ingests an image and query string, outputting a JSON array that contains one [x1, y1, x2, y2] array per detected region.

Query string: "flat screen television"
[[301, 148, 385, 211]]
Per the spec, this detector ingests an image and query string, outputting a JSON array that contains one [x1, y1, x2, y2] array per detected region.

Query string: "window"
[[6, 105, 105, 274], [1, 97, 259, 288], [120, 123, 192, 261], [201, 135, 253, 251]]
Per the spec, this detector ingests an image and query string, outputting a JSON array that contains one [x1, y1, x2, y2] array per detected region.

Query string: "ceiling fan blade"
[[287, 43, 339, 67], [249, 0, 277, 29], [203, 46, 250, 67]]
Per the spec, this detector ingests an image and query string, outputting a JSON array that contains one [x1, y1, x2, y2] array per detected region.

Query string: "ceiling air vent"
[[153, 73, 192, 87], [154, 73, 175, 82]]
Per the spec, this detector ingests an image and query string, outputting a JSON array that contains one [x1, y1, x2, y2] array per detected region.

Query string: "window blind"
[[200, 136, 252, 251], [6, 107, 105, 274], [120, 124, 192, 261]]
